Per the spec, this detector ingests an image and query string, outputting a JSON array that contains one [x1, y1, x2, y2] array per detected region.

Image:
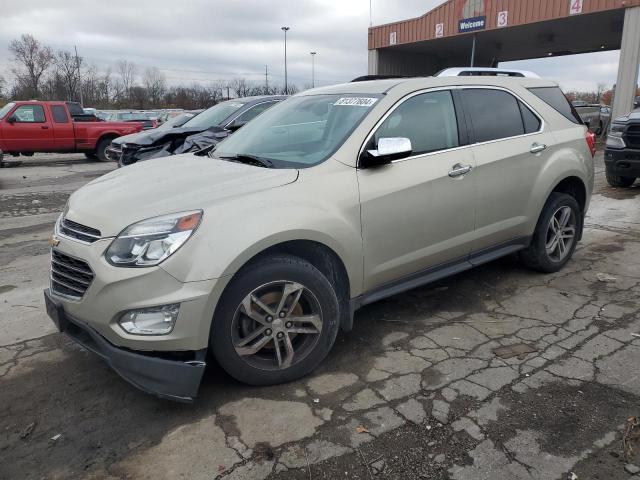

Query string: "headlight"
[[106, 210, 202, 267], [606, 124, 626, 149]]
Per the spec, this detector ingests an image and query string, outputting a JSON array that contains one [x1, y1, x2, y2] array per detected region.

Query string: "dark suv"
[[605, 110, 640, 187], [107, 96, 286, 166]]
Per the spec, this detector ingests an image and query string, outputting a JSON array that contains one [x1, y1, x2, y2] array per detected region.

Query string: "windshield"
[[183, 100, 246, 128], [157, 112, 196, 130], [0, 102, 16, 120], [213, 94, 380, 167]]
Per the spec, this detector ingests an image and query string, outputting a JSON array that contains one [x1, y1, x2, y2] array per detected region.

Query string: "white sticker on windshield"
[[334, 97, 378, 107]]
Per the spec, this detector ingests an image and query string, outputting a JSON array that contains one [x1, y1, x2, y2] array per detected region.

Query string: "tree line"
[[0, 34, 298, 110]]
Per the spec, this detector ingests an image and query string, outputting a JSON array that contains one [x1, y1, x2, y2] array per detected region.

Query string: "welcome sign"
[[459, 15, 486, 32], [457, 0, 486, 32]]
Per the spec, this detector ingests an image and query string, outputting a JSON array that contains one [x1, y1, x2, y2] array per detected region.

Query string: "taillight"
[[585, 130, 596, 157]]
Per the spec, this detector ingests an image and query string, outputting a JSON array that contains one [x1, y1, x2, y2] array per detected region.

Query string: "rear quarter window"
[[528, 87, 583, 124]]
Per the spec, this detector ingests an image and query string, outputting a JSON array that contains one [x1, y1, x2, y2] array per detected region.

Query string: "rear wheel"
[[605, 169, 636, 187], [210, 255, 340, 385], [95, 137, 114, 162], [520, 193, 582, 273]]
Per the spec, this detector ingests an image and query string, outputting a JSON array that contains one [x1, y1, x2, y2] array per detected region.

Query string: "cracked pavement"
[[1, 152, 639, 479]]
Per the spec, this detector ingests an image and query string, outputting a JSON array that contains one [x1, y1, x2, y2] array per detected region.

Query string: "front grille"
[[60, 218, 101, 243], [623, 124, 640, 149], [51, 250, 94, 299]]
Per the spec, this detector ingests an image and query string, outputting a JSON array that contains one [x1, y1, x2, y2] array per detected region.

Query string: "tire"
[[84, 152, 98, 160], [519, 192, 582, 273], [95, 137, 114, 162], [605, 169, 636, 187], [210, 255, 340, 386]]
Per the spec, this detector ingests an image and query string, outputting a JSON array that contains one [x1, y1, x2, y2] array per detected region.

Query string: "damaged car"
[[106, 96, 285, 165]]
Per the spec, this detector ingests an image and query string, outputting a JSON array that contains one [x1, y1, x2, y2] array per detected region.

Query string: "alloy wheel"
[[545, 206, 576, 262], [231, 281, 323, 370]]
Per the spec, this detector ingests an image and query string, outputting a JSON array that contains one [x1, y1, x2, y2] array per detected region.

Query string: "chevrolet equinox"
[[44, 75, 595, 401]]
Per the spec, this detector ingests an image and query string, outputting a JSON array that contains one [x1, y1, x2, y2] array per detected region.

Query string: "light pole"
[[310, 51, 317, 88], [281, 26, 290, 95]]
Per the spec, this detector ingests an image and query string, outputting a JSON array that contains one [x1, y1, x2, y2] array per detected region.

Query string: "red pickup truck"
[[0, 101, 143, 161]]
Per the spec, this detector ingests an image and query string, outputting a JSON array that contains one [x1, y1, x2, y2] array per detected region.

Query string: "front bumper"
[[44, 288, 206, 402], [604, 148, 640, 177], [105, 144, 122, 162]]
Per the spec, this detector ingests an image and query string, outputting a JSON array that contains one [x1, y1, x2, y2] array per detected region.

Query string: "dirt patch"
[[487, 382, 640, 460], [0, 192, 70, 218], [590, 242, 626, 254], [0, 285, 17, 295], [599, 184, 640, 200]]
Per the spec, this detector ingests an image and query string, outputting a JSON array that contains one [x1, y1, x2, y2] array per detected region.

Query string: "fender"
[[160, 161, 365, 297]]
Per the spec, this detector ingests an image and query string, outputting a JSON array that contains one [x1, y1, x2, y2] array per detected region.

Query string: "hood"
[[613, 111, 640, 123], [65, 154, 299, 237], [112, 125, 215, 147]]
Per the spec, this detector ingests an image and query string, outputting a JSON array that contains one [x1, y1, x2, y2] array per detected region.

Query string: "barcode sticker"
[[334, 97, 378, 107]]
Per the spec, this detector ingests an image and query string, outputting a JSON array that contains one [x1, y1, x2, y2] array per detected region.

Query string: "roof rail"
[[435, 67, 540, 78], [351, 75, 409, 82]]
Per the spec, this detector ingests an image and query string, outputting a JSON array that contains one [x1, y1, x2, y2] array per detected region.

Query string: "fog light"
[[118, 304, 180, 335]]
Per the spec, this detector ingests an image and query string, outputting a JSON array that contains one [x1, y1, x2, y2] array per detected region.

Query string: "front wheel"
[[210, 255, 340, 385], [95, 137, 114, 162], [520, 193, 582, 273], [605, 169, 636, 187]]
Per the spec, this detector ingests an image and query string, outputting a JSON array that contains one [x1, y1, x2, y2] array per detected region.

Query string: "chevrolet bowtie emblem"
[[49, 235, 60, 247]]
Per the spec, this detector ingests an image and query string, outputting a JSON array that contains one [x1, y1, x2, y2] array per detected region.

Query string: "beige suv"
[[44, 75, 595, 401]]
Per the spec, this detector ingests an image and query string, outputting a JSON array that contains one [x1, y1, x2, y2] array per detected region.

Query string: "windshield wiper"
[[216, 153, 275, 168]]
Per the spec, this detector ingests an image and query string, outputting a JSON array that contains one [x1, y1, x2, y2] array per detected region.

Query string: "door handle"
[[41, 125, 49, 129], [530, 142, 547, 154], [448, 163, 473, 178]]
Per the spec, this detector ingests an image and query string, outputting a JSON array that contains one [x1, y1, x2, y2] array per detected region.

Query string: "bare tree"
[[0, 75, 6, 98], [8, 34, 53, 98], [143, 67, 167, 107], [54, 49, 82, 101], [596, 82, 607, 103], [229, 77, 251, 98], [116, 59, 137, 101]]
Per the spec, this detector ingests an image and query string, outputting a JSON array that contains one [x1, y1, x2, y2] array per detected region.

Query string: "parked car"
[[105, 111, 157, 130], [0, 101, 143, 161], [604, 111, 640, 187], [106, 111, 204, 160], [572, 102, 611, 136], [106, 96, 285, 165], [44, 75, 594, 401]]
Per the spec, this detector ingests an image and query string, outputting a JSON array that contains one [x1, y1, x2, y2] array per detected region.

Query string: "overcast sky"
[[0, 0, 626, 92]]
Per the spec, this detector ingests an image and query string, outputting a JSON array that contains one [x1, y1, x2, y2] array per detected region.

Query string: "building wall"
[[369, 0, 640, 50]]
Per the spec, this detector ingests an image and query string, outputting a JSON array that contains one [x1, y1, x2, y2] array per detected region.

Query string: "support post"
[[612, 6, 640, 120], [470, 35, 476, 67]]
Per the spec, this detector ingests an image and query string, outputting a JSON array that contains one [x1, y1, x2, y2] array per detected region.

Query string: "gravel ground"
[[1, 151, 639, 480]]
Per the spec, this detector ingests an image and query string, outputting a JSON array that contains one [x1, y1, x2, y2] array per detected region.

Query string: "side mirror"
[[360, 137, 412, 168], [7, 115, 16, 124]]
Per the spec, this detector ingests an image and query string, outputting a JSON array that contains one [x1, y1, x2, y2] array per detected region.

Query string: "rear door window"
[[529, 86, 583, 124], [462, 89, 525, 143], [51, 105, 69, 123], [12, 105, 46, 123], [372, 90, 460, 156]]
